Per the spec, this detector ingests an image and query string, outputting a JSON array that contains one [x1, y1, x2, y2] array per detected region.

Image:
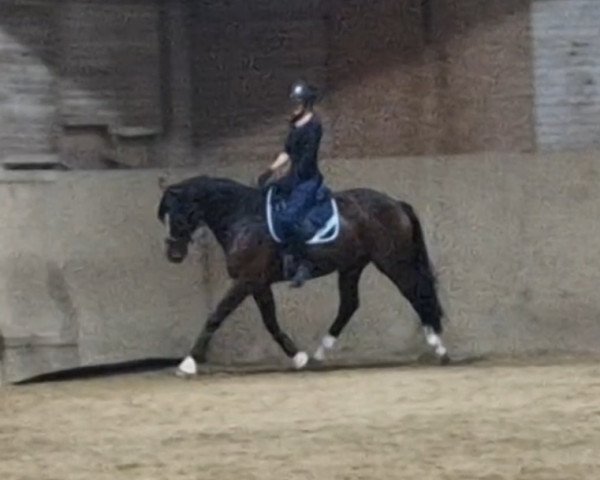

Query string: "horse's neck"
[[200, 186, 261, 248]]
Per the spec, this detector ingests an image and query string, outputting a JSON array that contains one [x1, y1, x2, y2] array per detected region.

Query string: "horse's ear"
[[158, 176, 168, 192]]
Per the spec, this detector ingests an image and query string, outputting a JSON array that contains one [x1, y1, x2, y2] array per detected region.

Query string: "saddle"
[[265, 184, 340, 245]]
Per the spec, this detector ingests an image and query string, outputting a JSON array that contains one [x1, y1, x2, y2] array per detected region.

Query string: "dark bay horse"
[[157, 175, 449, 376]]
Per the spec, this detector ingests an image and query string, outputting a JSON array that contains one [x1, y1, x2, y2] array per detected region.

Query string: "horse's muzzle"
[[165, 238, 188, 263]]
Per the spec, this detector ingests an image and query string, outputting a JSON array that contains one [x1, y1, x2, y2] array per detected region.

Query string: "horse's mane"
[[172, 174, 258, 195], [161, 174, 263, 223]]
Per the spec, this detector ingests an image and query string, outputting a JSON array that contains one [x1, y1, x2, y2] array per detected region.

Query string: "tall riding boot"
[[290, 261, 311, 288], [282, 250, 297, 280], [288, 239, 311, 288]]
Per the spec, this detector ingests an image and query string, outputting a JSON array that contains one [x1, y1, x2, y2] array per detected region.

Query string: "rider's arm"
[[270, 152, 290, 171], [269, 130, 293, 178], [258, 151, 288, 188]]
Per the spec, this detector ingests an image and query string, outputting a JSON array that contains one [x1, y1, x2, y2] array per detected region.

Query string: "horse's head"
[[157, 178, 206, 263]]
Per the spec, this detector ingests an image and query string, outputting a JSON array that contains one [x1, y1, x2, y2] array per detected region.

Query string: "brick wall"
[[325, 0, 434, 158], [0, 0, 163, 168], [184, 0, 328, 164], [5, 0, 596, 167], [531, 0, 600, 151], [172, 0, 536, 163], [57, 0, 162, 168], [0, 0, 57, 159], [424, 0, 535, 155], [58, 0, 161, 129], [324, 0, 535, 157]]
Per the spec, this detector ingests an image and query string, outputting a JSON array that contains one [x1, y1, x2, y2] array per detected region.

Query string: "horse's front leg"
[[176, 282, 250, 377], [253, 286, 308, 370]]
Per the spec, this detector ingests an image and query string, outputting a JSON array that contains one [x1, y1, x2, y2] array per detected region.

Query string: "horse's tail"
[[399, 200, 445, 331], [398, 201, 436, 280]]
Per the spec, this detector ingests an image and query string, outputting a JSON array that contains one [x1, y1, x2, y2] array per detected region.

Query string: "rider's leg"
[[277, 191, 308, 280], [280, 239, 298, 279], [288, 233, 312, 288], [279, 225, 311, 284], [278, 179, 319, 285]]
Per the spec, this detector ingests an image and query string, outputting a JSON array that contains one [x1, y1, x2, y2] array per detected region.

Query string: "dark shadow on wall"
[[187, 0, 329, 156], [324, 0, 535, 156], [0, 0, 533, 165], [0, 0, 163, 168], [186, 0, 535, 158], [0, 0, 59, 158], [0, 0, 56, 65]]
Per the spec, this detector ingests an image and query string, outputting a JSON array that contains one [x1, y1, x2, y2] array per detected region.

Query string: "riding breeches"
[[276, 177, 321, 254]]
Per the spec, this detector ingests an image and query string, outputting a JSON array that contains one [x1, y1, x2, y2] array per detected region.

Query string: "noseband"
[[163, 213, 194, 245], [163, 214, 176, 242]]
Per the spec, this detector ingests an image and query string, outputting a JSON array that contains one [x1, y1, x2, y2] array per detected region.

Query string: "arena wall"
[[4, 0, 600, 171], [0, 0, 535, 170], [3, 151, 600, 384]]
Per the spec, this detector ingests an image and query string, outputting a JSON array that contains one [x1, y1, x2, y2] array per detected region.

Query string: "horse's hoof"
[[439, 354, 451, 366], [176, 356, 198, 377], [312, 350, 326, 362], [312, 335, 335, 363], [174, 368, 194, 379], [293, 351, 309, 370]]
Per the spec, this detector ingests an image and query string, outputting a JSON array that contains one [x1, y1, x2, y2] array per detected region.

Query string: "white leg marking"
[[177, 356, 198, 376], [423, 326, 448, 357], [313, 347, 326, 362], [164, 214, 171, 235], [313, 334, 337, 361], [293, 351, 309, 370]]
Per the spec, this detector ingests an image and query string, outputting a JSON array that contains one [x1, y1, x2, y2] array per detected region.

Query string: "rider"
[[266, 79, 324, 288]]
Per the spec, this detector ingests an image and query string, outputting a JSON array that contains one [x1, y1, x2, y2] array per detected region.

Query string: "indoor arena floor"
[[1, 360, 599, 480]]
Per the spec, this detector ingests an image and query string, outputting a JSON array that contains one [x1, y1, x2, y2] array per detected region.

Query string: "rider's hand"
[[272, 161, 290, 180], [257, 170, 272, 188]]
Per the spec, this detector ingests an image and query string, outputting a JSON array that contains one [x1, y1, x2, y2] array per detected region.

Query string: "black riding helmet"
[[289, 80, 318, 108]]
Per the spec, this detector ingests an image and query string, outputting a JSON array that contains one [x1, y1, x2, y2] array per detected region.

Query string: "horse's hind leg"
[[253, 286, 308, 369], [313, 266, 365, 362], [374, 259, 450, 365]]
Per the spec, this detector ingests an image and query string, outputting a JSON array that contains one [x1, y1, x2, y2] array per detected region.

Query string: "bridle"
[[163, 214, 177, 243], [163, 213, 196, 246]]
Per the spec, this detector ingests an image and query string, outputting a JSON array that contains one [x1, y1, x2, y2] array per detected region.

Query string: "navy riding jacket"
[[278, 115, 323, 193]]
